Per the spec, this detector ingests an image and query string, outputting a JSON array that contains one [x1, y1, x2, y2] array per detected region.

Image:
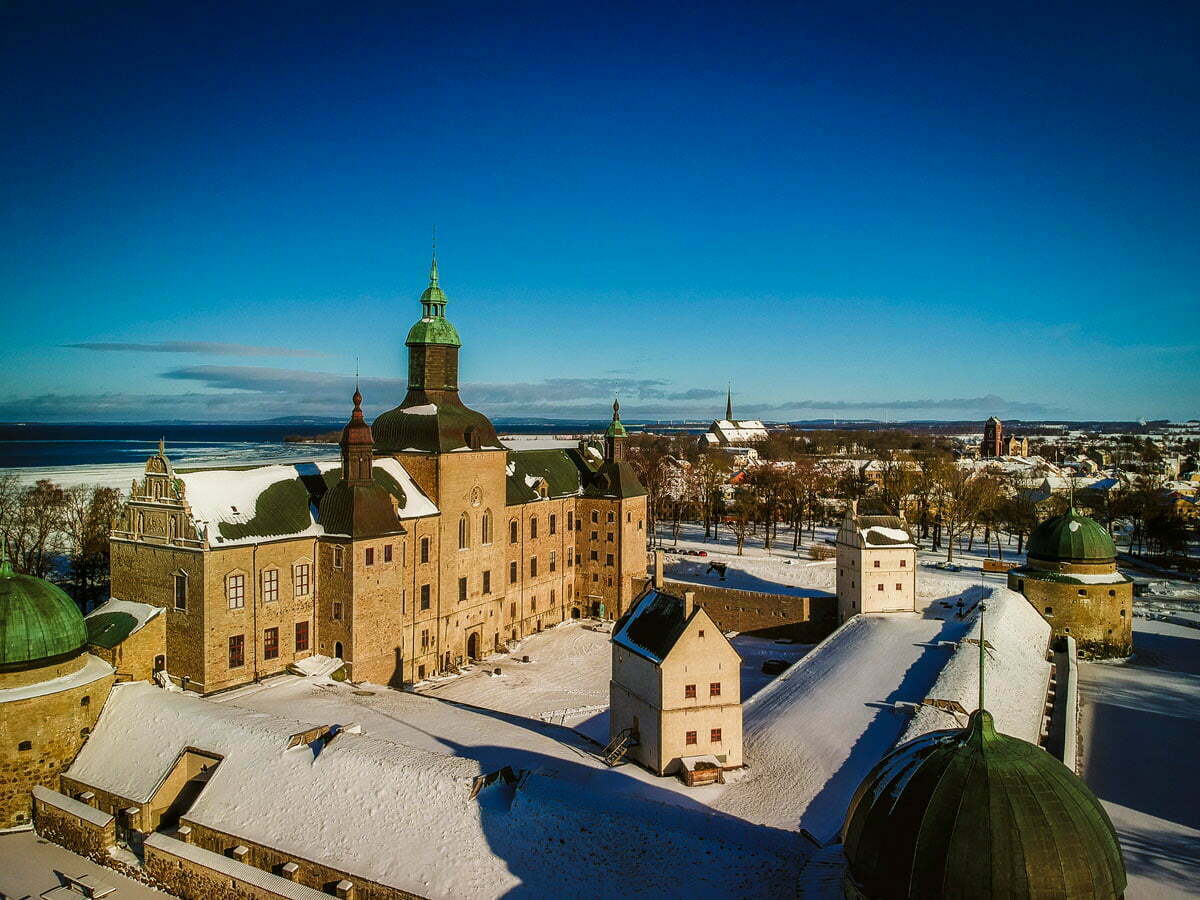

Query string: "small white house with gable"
[[836, 501, 917, 622], [608, 561, 742, 779]]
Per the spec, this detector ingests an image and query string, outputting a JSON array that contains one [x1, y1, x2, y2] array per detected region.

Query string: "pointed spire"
[[612, 397, 621, 423], [978, 603, 986, 712], [726, 383, 733, 422], [430, 224, 439, 285]]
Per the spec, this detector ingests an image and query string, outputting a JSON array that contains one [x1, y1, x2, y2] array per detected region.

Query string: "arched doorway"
[[570, 607, 581, 620], [153, 654, 166, 673], [334, 641, 344, 660], [467, 631, 479, 660]]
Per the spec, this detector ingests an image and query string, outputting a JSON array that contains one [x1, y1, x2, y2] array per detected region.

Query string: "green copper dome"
[[842, 709, 1126, 899], [1026, 509, 1115, 563], [0, 556, 87, 670], [405, 256, 462, 347], [604, 398, 627, 438]]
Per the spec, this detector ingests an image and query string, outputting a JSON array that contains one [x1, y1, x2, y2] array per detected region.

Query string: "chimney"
[[653, 549, 665, 589], [684, 590, 695, 618]]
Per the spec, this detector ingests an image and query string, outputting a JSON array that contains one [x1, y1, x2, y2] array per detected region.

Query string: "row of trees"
[[0, 474, 123, 609], [627, 437, 1195, 560]]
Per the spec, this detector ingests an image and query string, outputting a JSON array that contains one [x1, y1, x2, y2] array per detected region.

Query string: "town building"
[[981, 415, 1003, 458], [1007, 508, 1133, 658], [106, 257, 647, 694], [835, 502, 917, 622], [699, 386, 768, 448], [608, 554, 743, 777], [0, 550, 115, 828]]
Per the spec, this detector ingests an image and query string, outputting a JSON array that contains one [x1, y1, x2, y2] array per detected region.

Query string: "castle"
[[106, 257, 648, 693]]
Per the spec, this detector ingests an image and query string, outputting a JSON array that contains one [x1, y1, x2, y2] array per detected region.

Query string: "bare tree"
[[62, 484, 123, 607], [726, 489, 757, 556], [5, 480, 67, 577]]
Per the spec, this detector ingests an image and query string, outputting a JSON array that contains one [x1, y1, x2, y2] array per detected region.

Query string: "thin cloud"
[[66, 341, 328, 358]]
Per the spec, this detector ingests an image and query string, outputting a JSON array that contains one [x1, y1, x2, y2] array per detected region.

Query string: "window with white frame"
[[262, 569, 279, 603], [227, 574, 245, 609]]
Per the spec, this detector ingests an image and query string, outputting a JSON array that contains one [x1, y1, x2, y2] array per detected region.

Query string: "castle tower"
[[373, 254, 500, 454], [0, 547, 115, 828], [341, 385, 375, 485], [835, 501, 917, 622], [605, 398, 628, 463], [982, 416, 1003, 458]]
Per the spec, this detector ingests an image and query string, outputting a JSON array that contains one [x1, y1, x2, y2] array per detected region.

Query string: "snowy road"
[[1080, 618, 1200, 898]]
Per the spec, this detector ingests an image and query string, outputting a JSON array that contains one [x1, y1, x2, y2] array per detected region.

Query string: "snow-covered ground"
[[0, 828, 175, 900], [411, 621, 813, 745], [1079, 617, 1200, 898]]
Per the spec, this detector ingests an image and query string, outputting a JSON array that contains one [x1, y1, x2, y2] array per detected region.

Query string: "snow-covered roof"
[[85, 598, 164, 648], [68, 683, 799, 898], [0, 654, 113, 704], [612, 588, 689, 664], [175, 458, 437, 547], [899, 587, 1051, 745]]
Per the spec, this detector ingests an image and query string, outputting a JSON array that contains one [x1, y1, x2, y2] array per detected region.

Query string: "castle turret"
[[604, 398, 628, 463]]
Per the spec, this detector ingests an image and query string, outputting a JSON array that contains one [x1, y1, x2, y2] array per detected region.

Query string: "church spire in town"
[[726, 383, 733, 422]]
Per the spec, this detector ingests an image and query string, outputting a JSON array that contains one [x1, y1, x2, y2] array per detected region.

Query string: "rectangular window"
[[685, 684, 696, 699], [531, 518, 538, 539], [332, 601, 343, 621], [896, 583, 903, 590], [264, 627, 279, 660], [685, 730, 697, 746], [549, 551, 557, 573], [228, 634, 244, 668], [262, 569, 279, 603], [510, 602, 517, 619], [567, 511, 574, 530], [510, 520, 519, 544], [710, 682, 721, 697], [899, 559, 907, 568], [294, 563, 311, 597], [711, 728, 722, 743], [227, 574, 245, 609], [591, 530, 598, 541], [459, 577, 468, 603], [567, 552, 573, 568], [591, 511, 598, 524], [333, 546, 344, 569], [173, 573, 187, 610], [365, 547, 375, 566], [877, 584, 884, 591], [483, 570, 491, 594], [421, 629, 430, 649], [550, 588, 556, 605], [549, 514, 557, 535], [606, 553, 614, 567], [607, 532, 614, 542], [420, 537, 430, 563], [509, 561, 518, 584], [607, 511, 614, 523], [421, 584, 431, 610], [295, 621, 310, 652], [530, 556, 538, 577], [590, 550, 598, 561], [873, 560, 880, 568], [384, 544, 393, 563], [531, 596, 537, 611], [638, 519, 643, 531]]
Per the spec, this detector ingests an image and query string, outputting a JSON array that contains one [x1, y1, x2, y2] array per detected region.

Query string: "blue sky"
[[2, 1, 1197, 423]]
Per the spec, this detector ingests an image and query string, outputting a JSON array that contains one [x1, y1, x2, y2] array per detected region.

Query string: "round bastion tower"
[[1007, 508, 1133, 658], [0, 548, 115, 828]]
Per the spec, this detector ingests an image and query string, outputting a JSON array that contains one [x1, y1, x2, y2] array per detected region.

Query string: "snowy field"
[[1080, 617, 1200, 899], [412, 622, 813, 745]]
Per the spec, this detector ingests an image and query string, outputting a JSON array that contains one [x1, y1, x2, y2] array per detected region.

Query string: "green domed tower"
[[373, 254, 500, 454], [0, 550, 115, 828], [840, 614, 1126, 899], [841, 709, 1126, 899], [0, 555, 87, 670], [1008, 508, 1132, 658]]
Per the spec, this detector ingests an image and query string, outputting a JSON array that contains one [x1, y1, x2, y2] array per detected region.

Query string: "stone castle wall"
[[1009, 572, 1133, 658], [0, 658, 114, 828], [658, 579, 837, 642]]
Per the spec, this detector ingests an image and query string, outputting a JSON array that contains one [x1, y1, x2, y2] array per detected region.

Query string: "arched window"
[[509, 519, 519, 544], [481, 509, 493, 545], [459, 513, 471, 550]]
